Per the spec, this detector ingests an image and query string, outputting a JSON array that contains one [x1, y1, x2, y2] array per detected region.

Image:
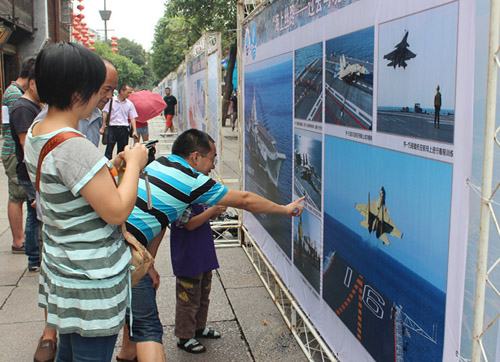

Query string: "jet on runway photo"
[[337, 54, 369, 82], [355, 187, 403, 245], [383, 31, 416, 69]]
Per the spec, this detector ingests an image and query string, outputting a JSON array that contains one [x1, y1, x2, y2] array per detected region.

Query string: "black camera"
[[143, 139, 158, 165]]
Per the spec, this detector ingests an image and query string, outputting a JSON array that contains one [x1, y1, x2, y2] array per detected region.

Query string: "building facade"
[[0, 0, 72, 94]]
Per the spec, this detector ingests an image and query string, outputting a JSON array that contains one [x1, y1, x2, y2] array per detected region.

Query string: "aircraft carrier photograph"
[[325, 27, 374, 130], [293, 209, 321, 292], [294, 42, 323, 122], [244, 53, 294, 256], [377, 3, 458, 144]]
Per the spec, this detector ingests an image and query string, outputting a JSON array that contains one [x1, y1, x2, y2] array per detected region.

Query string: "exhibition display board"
[[153, 32, 222, 175], [154, 32, 222, 175], [241, 1, 475, 361]]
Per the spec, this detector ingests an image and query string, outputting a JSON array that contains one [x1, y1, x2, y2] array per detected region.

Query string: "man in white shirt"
[[101, 83, 138, 159]]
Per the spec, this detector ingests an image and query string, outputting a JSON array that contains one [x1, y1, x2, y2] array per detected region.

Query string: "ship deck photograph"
[[294, 42, 323, 122], [293, 209, 321, 292], [377, 3, 458, 144], [294, 128, 322, 211], [244, 53, 294, 256], [325, 27, 374, 130], [322, 136, 452, 362]]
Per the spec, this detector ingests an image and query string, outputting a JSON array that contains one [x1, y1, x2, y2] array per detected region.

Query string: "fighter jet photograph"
[[377, 3, 458, 144], [355, 186, 403, 246], [324, 27, 374, 129], [383, 31, 416, 69], [337, 54, 369, 82]]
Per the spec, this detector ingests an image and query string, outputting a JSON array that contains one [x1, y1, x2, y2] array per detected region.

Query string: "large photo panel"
[[323, 136, 452, 361], [377, 2, 458, 143], [244, 52, 294, 256]]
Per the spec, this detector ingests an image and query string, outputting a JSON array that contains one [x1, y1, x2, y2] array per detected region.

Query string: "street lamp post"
[[99, 0, 112, 41]]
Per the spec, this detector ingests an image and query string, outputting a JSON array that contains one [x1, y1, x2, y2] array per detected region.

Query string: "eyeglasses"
[[198, 151, 217, 163]]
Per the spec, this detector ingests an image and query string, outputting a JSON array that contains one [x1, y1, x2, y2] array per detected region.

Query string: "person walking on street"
[[1, 57, 35, 254], [100, 83, 138, 159], [9, 63, 41, 272], [163, 87, 177, 135], [230, 89, 238, 131]]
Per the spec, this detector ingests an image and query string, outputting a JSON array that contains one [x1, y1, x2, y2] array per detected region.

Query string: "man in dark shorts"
[[163, 87, 177, 135]]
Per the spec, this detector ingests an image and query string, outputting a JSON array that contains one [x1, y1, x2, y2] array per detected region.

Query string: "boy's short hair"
[[172, 129, 214, 158], [35, 42, 106, 110], [19, 57, 36, 79], [27, 66, 36, 83]]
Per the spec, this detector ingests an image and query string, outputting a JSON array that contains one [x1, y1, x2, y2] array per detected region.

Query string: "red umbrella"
[[128, 90, 166, 123]]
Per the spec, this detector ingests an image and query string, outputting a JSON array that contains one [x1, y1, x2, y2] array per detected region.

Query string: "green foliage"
[[117, 38, 146, 67], [152, 16, 194, 80], [93, 40, 158, 89], [151, 0, 236, 79]]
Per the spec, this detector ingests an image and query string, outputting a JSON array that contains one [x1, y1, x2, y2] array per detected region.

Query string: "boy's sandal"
[[116, 357, 138, 362], [195, 327, 221, 339], [177, 338, 206, 354]]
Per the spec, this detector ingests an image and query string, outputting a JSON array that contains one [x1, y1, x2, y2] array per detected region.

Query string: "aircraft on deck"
[[337, 55, 369, 82], [355, 187, 403, 246], [383, 31, 416, 69]]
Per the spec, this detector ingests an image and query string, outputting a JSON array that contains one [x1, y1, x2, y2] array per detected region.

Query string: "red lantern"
[[110, 41, 117, 46], [75, 34, 81, 39], [74, 26, 81, 31], [75, 17, 81, 23], [89, 40, 95, 44], [81, 29, 88, 34], [77, 4, 84, 11], [78, 14, 85, 19], [71, 31, 79, 36], [73, 14, 78, 18], [111, 36, 118, 40], [112, 48, 118, 52], [90, 47, 95, 51], [81, 22, 87, 27], [89, 34, 95, 38]]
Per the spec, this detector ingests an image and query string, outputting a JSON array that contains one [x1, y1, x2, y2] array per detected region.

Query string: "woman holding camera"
[[24, 43, 148, 362]]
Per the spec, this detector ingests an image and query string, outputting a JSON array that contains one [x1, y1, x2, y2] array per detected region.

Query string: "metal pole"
[[471, 0, 500, 360], [104, 0, 108, 41], [237, 0, 244, 233]]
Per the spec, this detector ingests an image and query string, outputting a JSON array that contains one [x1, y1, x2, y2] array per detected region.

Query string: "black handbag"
[[102, 98, 113, 145]]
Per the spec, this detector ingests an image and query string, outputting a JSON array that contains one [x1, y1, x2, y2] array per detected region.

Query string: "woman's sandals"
[[177, 338, 206, 354]]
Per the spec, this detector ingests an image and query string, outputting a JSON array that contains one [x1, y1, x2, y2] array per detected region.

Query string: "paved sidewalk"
[[0, 117, 305, 361]]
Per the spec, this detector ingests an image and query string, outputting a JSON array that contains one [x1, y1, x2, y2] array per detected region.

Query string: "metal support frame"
[[471, 0, 500, 361], [241, 227, 339, 362]]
